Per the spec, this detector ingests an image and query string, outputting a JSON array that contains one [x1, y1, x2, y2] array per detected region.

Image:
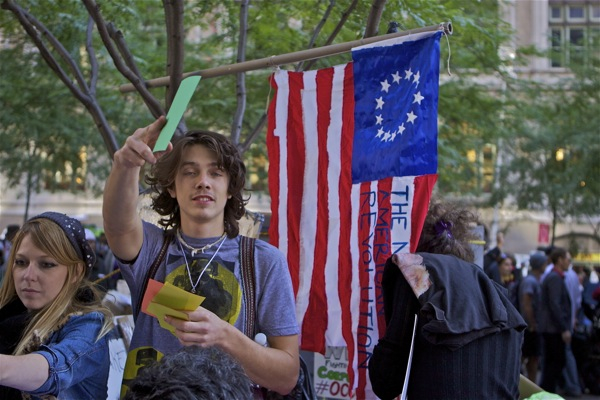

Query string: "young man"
[[538, 247, 573, 393], [103, 116, 299, 396]]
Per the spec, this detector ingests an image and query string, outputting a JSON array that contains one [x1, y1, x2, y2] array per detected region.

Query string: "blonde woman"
[[0, 212, 113, 399]]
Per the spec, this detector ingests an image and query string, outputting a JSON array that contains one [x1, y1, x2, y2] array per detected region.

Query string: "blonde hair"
[[0, 218, 113, 355]]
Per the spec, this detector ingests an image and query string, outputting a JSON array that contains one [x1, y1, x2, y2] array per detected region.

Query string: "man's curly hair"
[[416, 200, 481, 262], [145, 130, 248, 237], [123, 346, 253, 400]]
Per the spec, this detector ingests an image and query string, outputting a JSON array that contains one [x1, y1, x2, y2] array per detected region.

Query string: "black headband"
[[31, 212, 96, 269]]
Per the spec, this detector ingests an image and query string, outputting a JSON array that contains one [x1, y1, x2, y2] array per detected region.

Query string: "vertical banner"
[[267, 31, 442, 397], [538, 223, 550, 244]]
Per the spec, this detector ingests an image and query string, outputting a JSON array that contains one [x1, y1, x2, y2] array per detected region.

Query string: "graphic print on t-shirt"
[[121, 251, 242, 396], [163, 252, 242, 324]]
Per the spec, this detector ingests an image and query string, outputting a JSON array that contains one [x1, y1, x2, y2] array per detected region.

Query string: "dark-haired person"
[[123, 345, 252, 400], [368, 201, 526, 399], [538, 247, 575, 394], [0, 212, 113, 399], [519, 251, 547, 382], [103, 117, 299, 396]]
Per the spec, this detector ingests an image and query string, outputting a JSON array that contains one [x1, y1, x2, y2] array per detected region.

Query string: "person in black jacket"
[[538, 247, 573, 393], [368, 201, 526, 399]]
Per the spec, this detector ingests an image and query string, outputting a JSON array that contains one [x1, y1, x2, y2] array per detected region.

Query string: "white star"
[[383, 131, 391, 141], [380, 79, 391, 93], [376, 114, 383, 125], [398, 123, 406, 135], [407, 111, 417, 124], [375, 96, 385, 110], [413, 71, 420, 86], [390, 131, 397, 141], [404, 68, 413, 80], [376, 127, 385, 138], [413, 91, 424, 105], [392, 71, 401, 84]]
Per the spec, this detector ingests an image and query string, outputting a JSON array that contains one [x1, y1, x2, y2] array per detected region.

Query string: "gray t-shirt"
[[519, 274, 541, 322], [118, 221, 299, 392]]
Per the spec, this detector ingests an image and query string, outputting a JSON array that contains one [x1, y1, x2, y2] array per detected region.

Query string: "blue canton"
[[351, 31, 442, 183]]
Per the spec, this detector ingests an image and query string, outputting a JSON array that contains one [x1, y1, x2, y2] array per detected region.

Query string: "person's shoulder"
[[420, 252, 476, 269], [522, 275, 538, 286], [250, 237, 287, 259], [57, 311, 107, 338], [142, 221, 166, 236], [247, 236, 275, 250], [67, 310, 106, 325]]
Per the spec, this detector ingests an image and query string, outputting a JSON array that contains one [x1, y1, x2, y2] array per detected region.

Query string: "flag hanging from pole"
[[267, 30, 442, 398]]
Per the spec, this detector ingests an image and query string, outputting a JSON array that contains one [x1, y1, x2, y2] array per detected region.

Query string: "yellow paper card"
[[153, 281, 205, 311], [147, 302, 189, 334]]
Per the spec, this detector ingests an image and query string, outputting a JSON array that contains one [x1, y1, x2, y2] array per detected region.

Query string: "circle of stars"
[[373, 67, 424, 142]]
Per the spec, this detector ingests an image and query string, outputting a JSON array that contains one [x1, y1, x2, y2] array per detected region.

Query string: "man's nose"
[[195, 173, 210, 188]]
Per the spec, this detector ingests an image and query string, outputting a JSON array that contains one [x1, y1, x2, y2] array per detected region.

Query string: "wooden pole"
[[119, 22, 452, 93]]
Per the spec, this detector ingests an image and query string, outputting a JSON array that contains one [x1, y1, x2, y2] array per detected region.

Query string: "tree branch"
[[296, 0, 335, 71], [240, 112, 266, 154], [1, 0, 119, 157], [364, 0, 387, 38], [82, 0, 164, 119], [302, 0, 358, 71], [231, 0, 249, 144], [106, 23, 143, 81], [2, 0, 87, 102], [163, 0, 184, 110], [86, 16, 99, 97]]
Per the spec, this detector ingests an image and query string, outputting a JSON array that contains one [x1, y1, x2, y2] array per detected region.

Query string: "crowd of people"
[[482, 234, 600, 397], [0, 117, 598, 399]]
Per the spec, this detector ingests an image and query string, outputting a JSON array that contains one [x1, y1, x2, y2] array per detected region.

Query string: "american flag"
[[267, 30, 442, 398]]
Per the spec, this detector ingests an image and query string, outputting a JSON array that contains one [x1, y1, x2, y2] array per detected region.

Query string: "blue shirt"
[[27, 311, 110, 400]]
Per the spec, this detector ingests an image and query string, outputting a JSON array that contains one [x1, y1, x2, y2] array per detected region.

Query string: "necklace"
[[178, 235, 226, 294], [177, 230, 227, 256]]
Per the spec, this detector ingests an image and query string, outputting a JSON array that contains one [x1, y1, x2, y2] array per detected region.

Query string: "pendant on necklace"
[[191, 288, 197, 294]]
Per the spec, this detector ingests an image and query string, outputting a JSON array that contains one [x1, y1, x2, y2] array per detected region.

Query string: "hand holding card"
[[141, 279, 205, 334]]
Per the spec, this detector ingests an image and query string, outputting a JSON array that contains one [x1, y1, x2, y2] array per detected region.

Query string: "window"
[[548, 2, 600, 67], [568, 5, 585, 21], [551, 28, 564, 67], [591, 5, 600, 21], [550, 6, 563, 22]]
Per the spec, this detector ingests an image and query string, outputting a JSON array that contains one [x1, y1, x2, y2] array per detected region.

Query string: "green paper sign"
[[153, 75, 201, 152]]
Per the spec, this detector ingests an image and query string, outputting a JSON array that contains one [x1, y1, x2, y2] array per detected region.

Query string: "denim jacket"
[[27, 311, 110, 400]]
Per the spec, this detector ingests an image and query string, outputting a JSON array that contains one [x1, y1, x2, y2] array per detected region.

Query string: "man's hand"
[[113, 116, 170, 168], [561, 330, 571, 344], [165, 306, 234, 348]]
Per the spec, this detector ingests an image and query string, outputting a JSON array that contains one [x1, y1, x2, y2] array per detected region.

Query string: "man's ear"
[[168, 186, 177, 198]]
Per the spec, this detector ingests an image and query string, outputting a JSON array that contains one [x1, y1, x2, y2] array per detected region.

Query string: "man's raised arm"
[[102, 116, 168, 261]]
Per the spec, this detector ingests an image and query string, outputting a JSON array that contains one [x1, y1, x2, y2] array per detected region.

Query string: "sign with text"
[[313, 346, 357, 399]]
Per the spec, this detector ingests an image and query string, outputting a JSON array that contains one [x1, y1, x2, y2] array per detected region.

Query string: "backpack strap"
[[134, 230, 174, 321], [240, 235, 257, 338], [240, 236, 316, 400]]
